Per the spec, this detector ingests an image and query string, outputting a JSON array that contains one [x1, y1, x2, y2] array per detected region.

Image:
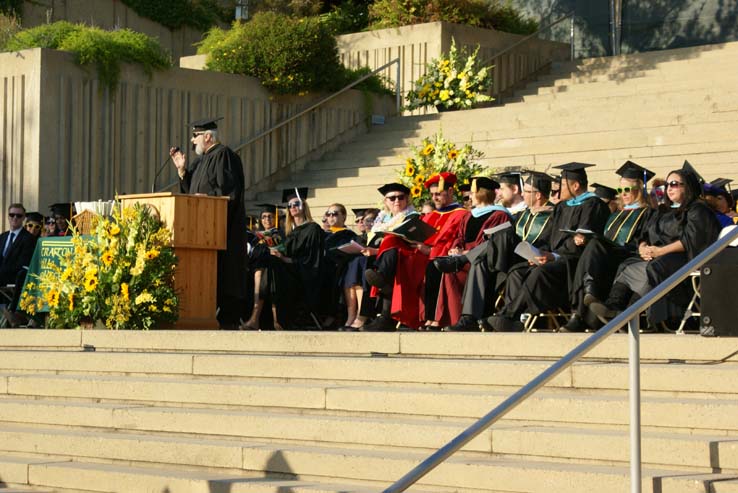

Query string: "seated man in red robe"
[[362, 173, 466, 331]]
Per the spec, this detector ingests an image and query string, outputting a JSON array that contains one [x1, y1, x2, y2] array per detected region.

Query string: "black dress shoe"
[[359, 315, 396, 332], [444, 315, 481, 332], [433, 256, 466, 273], [558, 314, 587, 333], [485, 314, 524, 332], [589, 301, 619, 324], [365, 269, 390, 290]]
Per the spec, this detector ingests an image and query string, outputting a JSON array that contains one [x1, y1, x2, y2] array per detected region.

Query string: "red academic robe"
[[375, 206, 466, 329], [434, 209, 511, 327]]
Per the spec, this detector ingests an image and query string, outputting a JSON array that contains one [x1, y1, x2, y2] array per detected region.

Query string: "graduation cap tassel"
[[438, 174, 445, 191], [471, 178, 478, 194]]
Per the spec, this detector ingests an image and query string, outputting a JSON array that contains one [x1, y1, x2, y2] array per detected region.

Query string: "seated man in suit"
[[0, 203, 37, 287]]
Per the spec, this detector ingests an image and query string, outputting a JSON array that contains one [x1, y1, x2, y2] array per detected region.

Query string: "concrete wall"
[[336, 22, 570, 111], [21, 0, 207, 60], [0, 48, 395, 230]]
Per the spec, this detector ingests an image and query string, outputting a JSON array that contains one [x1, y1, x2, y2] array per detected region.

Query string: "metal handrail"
[[482, 10, 575, 67], [232, 57, 401, 154], [384, 225, 738, 493]]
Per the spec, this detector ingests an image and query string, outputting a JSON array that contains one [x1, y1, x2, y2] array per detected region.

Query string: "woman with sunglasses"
[[589, 164, 721, 328], [268, 189, 325, 329], [564, 161, 656, 331], [320, 204, 360, 329]]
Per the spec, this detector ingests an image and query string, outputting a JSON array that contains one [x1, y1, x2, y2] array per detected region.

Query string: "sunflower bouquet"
[[20, 202, 179, 330], [398, 132, 487, 208], [404, 39, 493, 112]]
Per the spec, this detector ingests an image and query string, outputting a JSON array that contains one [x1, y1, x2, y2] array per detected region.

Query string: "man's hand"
[[413, 243, 431, 255], [170, 147, 186, 178], [531, 251, 555, 266], [361, 247, 378, 257], [573, 233, 587, 247]]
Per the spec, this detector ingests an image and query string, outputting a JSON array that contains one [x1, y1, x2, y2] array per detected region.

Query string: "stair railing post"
[[570, 15, 575, 60], [629, 315, 642, 493]]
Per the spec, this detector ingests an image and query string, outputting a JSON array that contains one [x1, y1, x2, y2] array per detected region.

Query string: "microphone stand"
[[151, 152, 175, 193]]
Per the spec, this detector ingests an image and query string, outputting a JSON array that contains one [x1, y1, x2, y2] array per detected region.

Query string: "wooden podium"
[[119, 193, 229, 329]]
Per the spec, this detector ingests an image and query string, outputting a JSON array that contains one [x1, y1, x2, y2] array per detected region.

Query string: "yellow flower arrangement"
[[397, 131, 488, 208], [22, 202, 178, 330], [405, 163, 415, 177], [405, 39, 493, 112]]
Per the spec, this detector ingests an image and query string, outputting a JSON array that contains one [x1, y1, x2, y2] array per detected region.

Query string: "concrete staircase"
[[0, 330, 737, 492], [252, 40, 738, 216]]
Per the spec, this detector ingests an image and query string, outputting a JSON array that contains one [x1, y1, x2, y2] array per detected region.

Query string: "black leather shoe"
[[558, 314, 587, 333], [589, 301, 619, 324], [359, 315, 396, 332], [433, 256, 465, 273], [443, 315, 481, 332], [364, 269, 389, 290], [485, 314, 524, 332]]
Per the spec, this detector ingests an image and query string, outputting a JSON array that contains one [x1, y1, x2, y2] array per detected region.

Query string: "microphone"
[[151, 148, 178, 193]]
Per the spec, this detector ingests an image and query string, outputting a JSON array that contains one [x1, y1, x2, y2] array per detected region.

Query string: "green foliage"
[[120, 0, 232, 31], [319, 0, 370, 35], [3, 22, 172, 92], [249, 0, 323, 17], [201, 12, 342, 94], [368, 0, 538, 35], [0, 12, 20, 50]]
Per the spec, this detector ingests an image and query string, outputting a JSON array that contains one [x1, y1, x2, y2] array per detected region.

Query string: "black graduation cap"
[[525, 171, 554, 195], [281, 187, 309, 204], [457, 183, 471, 192], [470, 176, 500, 192], [496, 171, 523, 189], [352, 208, 368, 219], [190, 117, 223, 131], [682, 160, 705, 185], [553, 162, 595, 183], [616, 160, 655, 182], [49, 202, 74, 219], [710, 178, 733, 190], [25, 212, 44, 224], [592, 183, 618, 201], [377, 183, 411, 196]]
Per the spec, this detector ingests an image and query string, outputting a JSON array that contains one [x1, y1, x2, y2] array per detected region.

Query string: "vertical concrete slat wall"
[[0, 48, 395, 230]]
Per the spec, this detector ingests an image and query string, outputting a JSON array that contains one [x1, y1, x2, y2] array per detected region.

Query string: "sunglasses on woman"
[[617, 186, 636, 194], [385, 194, 406, 201], [325, 211, 340, 217], [667, 180, 684, 188], [287, 201, 302, 208]]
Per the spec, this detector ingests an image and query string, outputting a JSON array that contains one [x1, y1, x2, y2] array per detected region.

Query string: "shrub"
[[319, 0, 370, 35], [0, 12, 20, 50], [368, 0, 538, 35], [3, 22, 172, 91], [201, 12, 343, 94], [0, 0, 21, 18], [120, 0, 232, 31]]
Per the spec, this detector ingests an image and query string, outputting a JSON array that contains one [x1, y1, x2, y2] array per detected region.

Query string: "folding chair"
[[0, 284, 16, 328], [675, 270, 701, 335]]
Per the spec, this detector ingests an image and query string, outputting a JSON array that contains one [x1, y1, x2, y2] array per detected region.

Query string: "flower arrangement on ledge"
[[20, 203, 179, 330], [398, 132, 487, 208], [404, 39, 493, 112]]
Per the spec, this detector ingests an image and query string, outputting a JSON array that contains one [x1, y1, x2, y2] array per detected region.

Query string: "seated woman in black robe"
[[241, 205, 284, 330], [269, 188, 324, 329], [563, 161, 656, 332], [342, 208, 380, 330], [589, 166, 721, 326], [321, 203, 359, 329]]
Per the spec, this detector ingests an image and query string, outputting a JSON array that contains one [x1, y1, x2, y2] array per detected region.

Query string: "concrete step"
[[1, 331, 733, 362]]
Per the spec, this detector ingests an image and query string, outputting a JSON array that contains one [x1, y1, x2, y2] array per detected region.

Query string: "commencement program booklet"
[[335, 240, 365, 255], [377, 214, 437, 243], [514, 241, 543, 265]]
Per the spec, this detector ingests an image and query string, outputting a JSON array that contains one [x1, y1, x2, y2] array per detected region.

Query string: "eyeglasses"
[[363, 217, 376, 225], [385, 194, 406, 201], [25, 223, 41, 231], [667, 180, 684, 188], [617, 187, 635, 194], [261, 215, 273, 220], [325, 211, 340, 217], [46, 219, 56, 225], [192, 131, 205, 138], [287, 201, 302, 208], [461, 196, 471, 202], [8, 213, 24, 219]]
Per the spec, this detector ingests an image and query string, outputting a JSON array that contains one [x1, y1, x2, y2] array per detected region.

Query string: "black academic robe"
[[0, 228, 37, 285], [458, 207, 552, 319], [621, 201, 721, 324], [179, 144, 248, 306], [502, 194, 611, 318], [321, 228, 359, 317], [569, 206, 654, 317], [272, 221, 325, 324]]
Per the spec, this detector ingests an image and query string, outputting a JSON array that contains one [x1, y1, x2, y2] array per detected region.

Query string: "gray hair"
[[205, 129, 219, 142]]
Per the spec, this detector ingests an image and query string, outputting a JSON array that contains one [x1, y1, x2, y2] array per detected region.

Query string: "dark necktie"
[[3, 232, 15, 258]]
